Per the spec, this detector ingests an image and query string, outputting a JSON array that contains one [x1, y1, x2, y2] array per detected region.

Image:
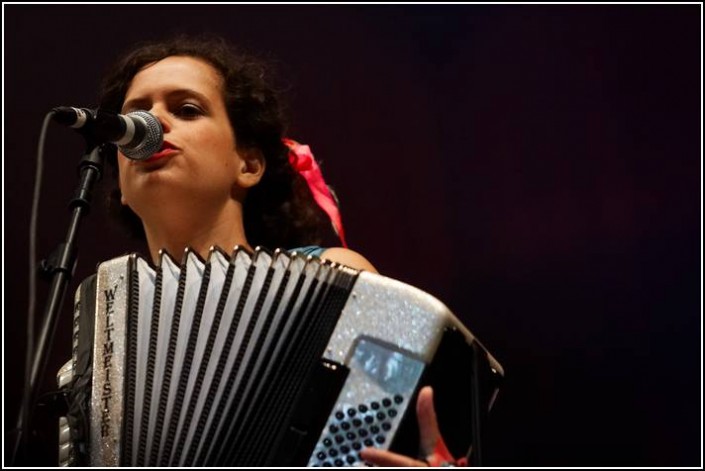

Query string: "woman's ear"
[[236, 148, 266, 188]]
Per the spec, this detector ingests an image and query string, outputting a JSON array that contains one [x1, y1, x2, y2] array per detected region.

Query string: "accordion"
[[58, 247, 504, 467]]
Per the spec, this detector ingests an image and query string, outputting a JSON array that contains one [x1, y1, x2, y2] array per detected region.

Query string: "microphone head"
[[119, 110, 163, 161]]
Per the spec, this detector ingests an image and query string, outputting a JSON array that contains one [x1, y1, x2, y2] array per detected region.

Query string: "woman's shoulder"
[[288, 246, 378, 273], [320, 247, 378, 273], [289, 245, 327, 258]]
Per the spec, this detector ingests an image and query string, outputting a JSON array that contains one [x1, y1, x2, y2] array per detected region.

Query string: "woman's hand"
[[359, 386, 464, 467]]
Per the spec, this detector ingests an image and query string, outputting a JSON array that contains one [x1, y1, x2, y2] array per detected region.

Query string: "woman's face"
[[118, 55, 246, 218]]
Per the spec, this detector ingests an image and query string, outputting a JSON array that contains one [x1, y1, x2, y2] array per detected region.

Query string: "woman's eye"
[[174, 104, 203, 118]]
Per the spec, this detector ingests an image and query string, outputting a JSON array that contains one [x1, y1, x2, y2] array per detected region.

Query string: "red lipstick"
[[143, 141, 178, 163]]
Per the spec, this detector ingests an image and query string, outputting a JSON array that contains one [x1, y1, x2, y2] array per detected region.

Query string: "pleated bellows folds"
[[120, 246, 358, 466]]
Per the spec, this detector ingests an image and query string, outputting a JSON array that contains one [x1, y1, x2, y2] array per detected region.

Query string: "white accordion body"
[[59, 247, 503, 467]]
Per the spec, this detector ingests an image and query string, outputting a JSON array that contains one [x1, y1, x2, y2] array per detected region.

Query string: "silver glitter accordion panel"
[[60, 247, 504, 467]]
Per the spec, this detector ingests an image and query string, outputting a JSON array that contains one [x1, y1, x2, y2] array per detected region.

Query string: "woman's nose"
[[146, 106, 172, 133]]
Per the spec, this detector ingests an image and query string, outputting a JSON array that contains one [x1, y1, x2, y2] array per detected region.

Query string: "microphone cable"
[[12, 110, 55, 465]]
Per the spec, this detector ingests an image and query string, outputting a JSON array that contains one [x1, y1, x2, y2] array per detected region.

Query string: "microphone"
[[52, 107, 163, 161]]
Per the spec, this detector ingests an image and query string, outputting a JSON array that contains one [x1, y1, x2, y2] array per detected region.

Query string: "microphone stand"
[[12, 143, 107, 465]]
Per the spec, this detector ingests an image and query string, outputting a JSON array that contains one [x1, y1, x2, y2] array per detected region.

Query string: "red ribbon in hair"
[[284, 138, 348, 247]]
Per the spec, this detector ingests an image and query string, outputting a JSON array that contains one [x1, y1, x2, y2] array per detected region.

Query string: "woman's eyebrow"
[[165, 88, 211, 104], [122, 89, 211, 112], [121, 97, 150, 112]]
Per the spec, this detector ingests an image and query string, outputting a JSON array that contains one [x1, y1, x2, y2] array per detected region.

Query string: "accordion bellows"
[[60, 246, 503, 467]]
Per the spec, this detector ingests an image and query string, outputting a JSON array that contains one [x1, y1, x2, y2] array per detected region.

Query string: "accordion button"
[[334, 459, 344, 467], [340, 445, 350, 454], [364, 415, 374, 424], [329, 424, 339, 434], [340, 422, 351, 431], [322, 461, 332, 467], [388, 408, 398, 418], [352, 442, 362, 451], [347, 408, 357, 417], [376, 411, 386, 421], [394, 394, 404, 404], [375, 435, 386, 445], [346, 432, 356, 441], [335, 411, 345, 420], [358, 429, 368, 437], [358, 404, 368, 413], [382, 422, 392, 431], [352, 418, 362, 427], [323, 438, 333, 447], [370, 425, 380, 434], [364, 438, 374, 447], [382, 398, 392, 407], [371, 401, 380, 410], [334, 435, 345, 444], [346, 455, 356, 464], [317, 452, 327, 460], [329, 449, 339, 458]]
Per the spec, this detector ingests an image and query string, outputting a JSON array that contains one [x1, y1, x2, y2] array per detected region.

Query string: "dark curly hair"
[[98, 34, 329, 249]]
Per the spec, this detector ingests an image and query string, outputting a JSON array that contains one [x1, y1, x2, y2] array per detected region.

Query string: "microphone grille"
[[120, 111, 163, 161]]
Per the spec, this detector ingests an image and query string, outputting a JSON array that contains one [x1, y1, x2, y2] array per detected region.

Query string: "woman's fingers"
[[359, 447, 427, 467], [416, 386, 441, 456]]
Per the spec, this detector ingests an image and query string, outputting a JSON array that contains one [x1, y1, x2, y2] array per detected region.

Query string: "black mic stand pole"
[[12, 143, 107, 465]]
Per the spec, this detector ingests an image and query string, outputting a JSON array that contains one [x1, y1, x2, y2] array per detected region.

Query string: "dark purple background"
[[4, 5, 701, 466]]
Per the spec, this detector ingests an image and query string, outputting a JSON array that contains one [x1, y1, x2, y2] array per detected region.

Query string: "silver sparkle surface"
[[90, 255, 131, 466], [325, 271, 456, 365], [325, 271, 504, 376]]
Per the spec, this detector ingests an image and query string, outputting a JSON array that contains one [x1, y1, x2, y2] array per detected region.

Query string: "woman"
[[100, 34, 460, 467], [101, 37, 374, 272]]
